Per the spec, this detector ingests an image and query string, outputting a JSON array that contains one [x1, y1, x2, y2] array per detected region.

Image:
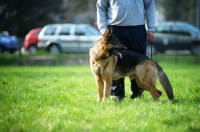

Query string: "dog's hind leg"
[[146, 83, 161, 101], [149, 85, 162, 101], [157, 89, 162, 96], [136, 62, 161, 101], [140, 77, 160, 101]]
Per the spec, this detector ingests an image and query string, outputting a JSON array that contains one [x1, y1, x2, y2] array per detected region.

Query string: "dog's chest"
[[93, 64, 104, 75], [91, 56, 118, 79]]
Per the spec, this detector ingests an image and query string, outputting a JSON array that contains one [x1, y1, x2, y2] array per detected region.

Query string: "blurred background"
[[0, 0, 199, 38], [0, 0, 200, 65]]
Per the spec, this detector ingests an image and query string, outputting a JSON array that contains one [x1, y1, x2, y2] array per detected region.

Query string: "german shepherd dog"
[[89, 27, 174, 102]]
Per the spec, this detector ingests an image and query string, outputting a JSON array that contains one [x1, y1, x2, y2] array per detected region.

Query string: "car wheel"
[[146, 44, 156, 55], [28, 45, 37, 54], [0, 45, 5, 53], [191, 45, 200, 55], [9, 50, 16, 54], [48, 44, 61, 53], [158, 49, 166, 53]]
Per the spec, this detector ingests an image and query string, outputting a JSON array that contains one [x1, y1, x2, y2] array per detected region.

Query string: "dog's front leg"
[[96, 77, 104, 102], [103, 74, 112, 101]]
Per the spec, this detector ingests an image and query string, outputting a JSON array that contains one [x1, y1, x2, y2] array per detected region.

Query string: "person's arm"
[[144, 0, 155, 42], [144, 0, 155, 32], [96, 0, 109, 35]]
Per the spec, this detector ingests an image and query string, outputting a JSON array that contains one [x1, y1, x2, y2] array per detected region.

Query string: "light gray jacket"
[[96, 0, 155, 34]]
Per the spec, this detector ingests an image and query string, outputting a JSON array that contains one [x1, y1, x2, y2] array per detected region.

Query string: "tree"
[[163, 0, 197, 26], [62, 0, 97, 25], [0, 0, 64, 37]]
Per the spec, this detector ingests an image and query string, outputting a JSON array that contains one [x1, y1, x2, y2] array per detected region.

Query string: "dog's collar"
[[96, 52, 112, 61], [105, 52, 112, 58]]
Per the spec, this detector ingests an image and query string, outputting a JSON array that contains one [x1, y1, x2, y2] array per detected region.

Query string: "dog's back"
[[112, 50, 150, 79]]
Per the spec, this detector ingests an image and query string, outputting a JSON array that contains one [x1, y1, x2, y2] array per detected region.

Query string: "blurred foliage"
[[0, 0, 97, 38], [3, 0, 198, 38], [0, 0, 64, 37], [62, 0, 96, 24], [163, 0, 197, 26]]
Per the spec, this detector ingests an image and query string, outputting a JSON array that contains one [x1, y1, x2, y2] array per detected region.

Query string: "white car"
[[38, 23, 101, 53]]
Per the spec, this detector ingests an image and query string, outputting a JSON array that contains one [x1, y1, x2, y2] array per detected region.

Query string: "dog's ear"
[[107, 26, 112, 37], [107, 26, 112, 33], [103, 26, 112, 41]]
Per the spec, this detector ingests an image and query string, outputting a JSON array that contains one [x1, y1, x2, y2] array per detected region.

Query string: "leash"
[[150, 41, 153, 60]]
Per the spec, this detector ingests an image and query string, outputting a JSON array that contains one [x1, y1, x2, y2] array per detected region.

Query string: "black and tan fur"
[[89, 27, 174, 102]]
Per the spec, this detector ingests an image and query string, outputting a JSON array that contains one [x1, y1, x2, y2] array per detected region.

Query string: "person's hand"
[[101, 30, 106, 36], [147, 31, 154, 42]]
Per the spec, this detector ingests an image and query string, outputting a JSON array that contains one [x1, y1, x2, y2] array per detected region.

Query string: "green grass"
[[0, 55, 200, 132]]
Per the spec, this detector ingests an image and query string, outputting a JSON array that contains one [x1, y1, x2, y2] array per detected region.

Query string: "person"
[[96, 0, 155, 101]]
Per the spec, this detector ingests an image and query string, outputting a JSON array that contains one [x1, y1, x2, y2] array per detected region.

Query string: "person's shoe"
[[130, 90, 143, 100], [110, 95, 125, 101]]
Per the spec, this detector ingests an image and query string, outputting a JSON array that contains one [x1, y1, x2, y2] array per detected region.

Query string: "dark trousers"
[[110, 25, 147, 97]]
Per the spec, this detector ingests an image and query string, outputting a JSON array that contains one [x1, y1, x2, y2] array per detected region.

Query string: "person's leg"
[[110, 78, 125, 100], [110, 26, 127, 100], [127, 25, 147, 99], [110, 25, 146, 100], [128, 25, 147, 55], [130, 80, 143, 99]]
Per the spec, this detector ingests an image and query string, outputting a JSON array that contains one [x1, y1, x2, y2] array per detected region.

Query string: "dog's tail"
[[157, 64, 174, 100]]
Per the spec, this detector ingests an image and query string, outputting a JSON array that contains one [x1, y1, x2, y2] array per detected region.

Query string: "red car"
[[24, 28, 42, 53]]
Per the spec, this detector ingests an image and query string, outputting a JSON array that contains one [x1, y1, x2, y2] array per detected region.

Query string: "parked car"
[[0, 31, 19, 54], [24, 28, 42, 53], [146, 21, 200, 54], [37, 23, 101, 53]]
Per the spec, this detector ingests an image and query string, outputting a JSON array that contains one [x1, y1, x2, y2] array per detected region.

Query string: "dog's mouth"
[[110, 49, 123, 58]]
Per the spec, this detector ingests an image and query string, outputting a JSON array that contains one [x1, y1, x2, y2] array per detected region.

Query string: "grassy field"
[[0, 54, 200, 132]]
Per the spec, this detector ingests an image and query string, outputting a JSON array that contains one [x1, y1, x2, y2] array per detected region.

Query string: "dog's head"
[[102, 26, 127, 58]]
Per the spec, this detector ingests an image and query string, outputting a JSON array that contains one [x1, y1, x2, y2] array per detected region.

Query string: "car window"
[[75, 26, 85, 36], [180, 29, 191, 36], [59, 27, 70, 35], [36, 31, 41, 36], [171, 26, 181, 34], [172, 25, 191, 36], [184, 23, 200, 34], [86, 26, 100, 35], [155, 25, 170, 33], [44, 27, 56, 35], [74, 25, 100, 36]]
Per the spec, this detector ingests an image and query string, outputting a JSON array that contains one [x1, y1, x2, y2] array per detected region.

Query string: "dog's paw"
[[97, 97, 103, 102]]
